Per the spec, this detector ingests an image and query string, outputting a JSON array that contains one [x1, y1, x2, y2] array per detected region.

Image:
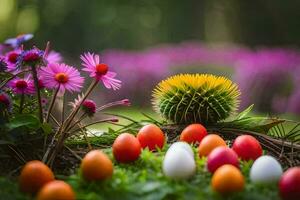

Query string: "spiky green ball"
[[152, 74, 240, 125]]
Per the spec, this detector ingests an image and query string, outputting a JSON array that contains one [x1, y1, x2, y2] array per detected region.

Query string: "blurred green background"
[[1, 0, 300, 54]]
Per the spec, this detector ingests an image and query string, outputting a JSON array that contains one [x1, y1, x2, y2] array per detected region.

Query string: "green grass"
[[0, 146, 280, 200]]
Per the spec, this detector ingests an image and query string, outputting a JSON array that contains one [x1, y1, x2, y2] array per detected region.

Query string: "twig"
[[64, 145, 82, 161]]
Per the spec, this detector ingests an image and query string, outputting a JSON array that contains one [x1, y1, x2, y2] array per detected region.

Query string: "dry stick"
[[45, 80, 98, 166], [45, 86, 60, 122], [65, 113, 87, 132], [78, 122, 93, 151], [8, 145, 26, 164], [64, 145, 82, 161], [61, 93, 65, 124], [31, 65, 43, 122], [50, 113, 60, 126]]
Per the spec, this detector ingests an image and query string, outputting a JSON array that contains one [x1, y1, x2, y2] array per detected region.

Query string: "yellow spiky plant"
[[152, 74, 241, 125]]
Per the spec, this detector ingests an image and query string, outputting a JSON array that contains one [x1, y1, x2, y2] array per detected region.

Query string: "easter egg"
[[250, 155, 283, 184], [112, 133, 141, 163], [137, 124, 165, 151], [180, 124, 207, 144], [37, 180, 75, 200], [211, 164, 245, 194], [19, 160, 55, 194], [232, 135, 262, 161], [163, 148, 196, 180], [167, 142, 194, 157], [207, 147, 239, 173], [198, 134, 227, 157], [80, 150, 113, 181], [279, 167, 300, 200]]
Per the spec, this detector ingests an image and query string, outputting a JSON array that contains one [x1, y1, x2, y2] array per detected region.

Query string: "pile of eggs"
[[18, 123, 300, 200]]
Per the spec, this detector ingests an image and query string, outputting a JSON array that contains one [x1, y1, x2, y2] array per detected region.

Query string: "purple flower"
[[9, 75, 35, 94], [0, 56, 8, 72], [17, 48, 45, 68], [4, 34, 33, 48]]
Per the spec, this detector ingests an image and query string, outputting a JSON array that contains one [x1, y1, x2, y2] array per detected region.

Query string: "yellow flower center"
[[55, 73, 69, 83]]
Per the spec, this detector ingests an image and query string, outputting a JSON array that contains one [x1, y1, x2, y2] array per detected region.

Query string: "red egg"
[[279, 167, 300, 200], [180, 124, 207, 144], [112, 133, 141, 163], [207, 147, 239, 173], [232, 135, 262, 161], [137, 124, 165, 151]]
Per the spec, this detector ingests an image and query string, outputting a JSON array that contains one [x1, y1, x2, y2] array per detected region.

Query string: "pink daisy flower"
[[68, 93, 96, 116], [5, 49, 22, 72], [9, 75, 35, 94], [39, 63, 84, 93], [80, 52, 121, 90], [45, 50, 63, 64]]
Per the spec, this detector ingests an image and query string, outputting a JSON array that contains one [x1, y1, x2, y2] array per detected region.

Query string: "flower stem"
[[44, 79, 99, 166], [45, 86, 60, 122], [63, 79, 98, 131], [19, 93, 25, 113], [31, 65, 43, 122], [61, 93, 65, 124]]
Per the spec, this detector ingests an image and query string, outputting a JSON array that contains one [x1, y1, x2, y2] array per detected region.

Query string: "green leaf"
[[236, 104, 254, 120], [41, 123, 53, 135], [7, 114, 41, 131], [252, 119, 286, 134]]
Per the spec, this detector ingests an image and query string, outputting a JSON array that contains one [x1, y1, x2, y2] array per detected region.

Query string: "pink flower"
[[46, 50, 63, 64], [0, 92, 12, 111], [39, 63, 84, 93], [5, 49, 22, 72], [82, 100, 96, 116], [68, 93, 96, 116], [80, 52, 121, 90], [17, 48, 44, 67], [9, 75, 35, 94]]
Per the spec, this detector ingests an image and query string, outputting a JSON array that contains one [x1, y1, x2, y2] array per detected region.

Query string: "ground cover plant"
[[0, 35, 300, 200]]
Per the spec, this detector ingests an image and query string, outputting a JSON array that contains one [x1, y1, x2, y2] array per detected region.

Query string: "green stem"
[[45, 80, 98, 165], [61, 92, 65, 124], [19, 93, 25, 113], [30, 65, 43, 122], [63, 79, 98, 131], [66, 113, 86, 132], [45, 86, 60, 122]]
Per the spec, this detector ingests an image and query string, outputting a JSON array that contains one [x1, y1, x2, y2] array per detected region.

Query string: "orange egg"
[[80, 150, 113, 181], [37, 180, 75, 200], [198, 134, 227, 157], [19, 160, 55, 194], [211, 164, 245, 194]]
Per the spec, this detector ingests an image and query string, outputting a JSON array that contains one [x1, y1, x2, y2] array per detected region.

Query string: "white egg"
[[166, 142, 194, 158], [163, 147, 196, 180], [250, 155, 283, 184]]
